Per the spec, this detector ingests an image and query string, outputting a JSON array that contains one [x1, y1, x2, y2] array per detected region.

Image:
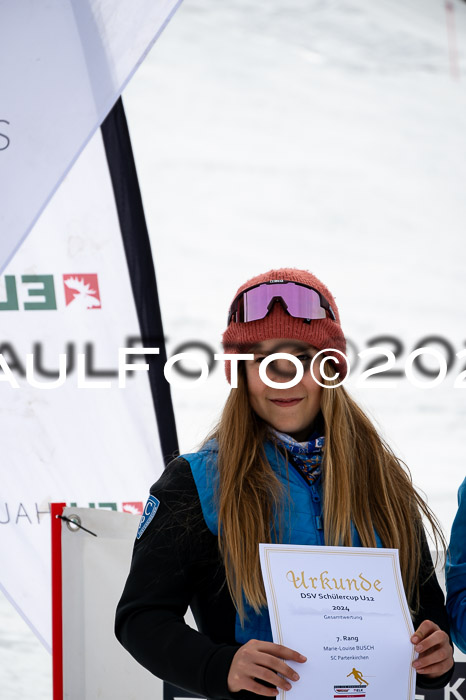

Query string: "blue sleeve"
[[446, 478, 466, 653]]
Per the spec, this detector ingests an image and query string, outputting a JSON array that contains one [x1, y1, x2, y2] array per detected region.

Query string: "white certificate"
[[259, 544, 416, 700]]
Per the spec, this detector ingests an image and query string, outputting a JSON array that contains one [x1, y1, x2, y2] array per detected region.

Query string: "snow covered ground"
[[2, 0, 466, 696]]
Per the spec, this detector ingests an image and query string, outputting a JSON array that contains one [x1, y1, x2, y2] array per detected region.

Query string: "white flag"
[[0, 126, 169, 650], [0, 0, 183, 271]]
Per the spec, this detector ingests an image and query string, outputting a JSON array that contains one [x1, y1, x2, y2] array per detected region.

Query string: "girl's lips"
[[269, 398, 303, 407]]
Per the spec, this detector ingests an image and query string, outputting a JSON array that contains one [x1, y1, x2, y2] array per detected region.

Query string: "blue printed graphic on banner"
[[137, 495, 160, 539]]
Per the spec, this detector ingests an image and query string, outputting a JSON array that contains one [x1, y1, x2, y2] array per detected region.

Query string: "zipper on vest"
[[309, 483, 325, 544], [286, 451, 325, 544]]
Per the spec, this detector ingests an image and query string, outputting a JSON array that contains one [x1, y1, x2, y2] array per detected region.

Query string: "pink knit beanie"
[[222, 268, 347, 383]]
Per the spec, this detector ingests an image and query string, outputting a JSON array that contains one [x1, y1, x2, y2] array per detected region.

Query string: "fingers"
[[411, 619, 438, 645], [227, 639, 307, 696], [414, 629, 447, 655], [254, 652, 300, 687], [242, 679, 282, 697], [413, 654, 454, 678], [253, 664, 293, 693], [262, 641, 307, 664], [411, 620, 454, 679]]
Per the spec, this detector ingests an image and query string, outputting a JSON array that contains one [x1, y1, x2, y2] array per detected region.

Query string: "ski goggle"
[[227, 280, 336, 324]]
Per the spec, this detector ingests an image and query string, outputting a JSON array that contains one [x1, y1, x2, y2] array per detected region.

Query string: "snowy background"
[[2, 0, 466, 696]]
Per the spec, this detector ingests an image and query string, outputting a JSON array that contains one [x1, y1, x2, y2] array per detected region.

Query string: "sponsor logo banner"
[[0, 130, 164, 651]]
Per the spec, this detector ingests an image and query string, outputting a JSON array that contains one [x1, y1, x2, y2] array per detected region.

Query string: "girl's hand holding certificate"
[[411, 620, 454, 678], [227, 640, 306, 696]]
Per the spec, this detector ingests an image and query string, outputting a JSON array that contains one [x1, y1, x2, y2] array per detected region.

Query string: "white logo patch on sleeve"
[[137, 495, 160, 539]]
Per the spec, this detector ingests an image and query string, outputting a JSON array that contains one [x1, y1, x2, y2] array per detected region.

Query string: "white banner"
[[0, 128, 165, 651], [59, 507, 164, 699], [0, 0, 183, 272]]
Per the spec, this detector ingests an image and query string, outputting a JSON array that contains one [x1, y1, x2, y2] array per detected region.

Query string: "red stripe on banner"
[[51, 503, 66, 700]]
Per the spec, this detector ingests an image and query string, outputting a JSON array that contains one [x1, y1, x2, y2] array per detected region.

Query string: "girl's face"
[[244, 338, 323, 441]]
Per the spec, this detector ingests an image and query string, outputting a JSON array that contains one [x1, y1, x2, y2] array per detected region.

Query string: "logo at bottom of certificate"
[[333, 687, 367, 699], [333, 667, 369, 698], [332, 667, 370, 697], [333, 685, 367, 698]]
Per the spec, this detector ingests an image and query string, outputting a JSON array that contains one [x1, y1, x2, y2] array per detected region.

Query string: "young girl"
[[116, 268, 454, 697]]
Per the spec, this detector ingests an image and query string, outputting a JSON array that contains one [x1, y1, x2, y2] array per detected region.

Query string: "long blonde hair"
[[207, 363, 445, 623]]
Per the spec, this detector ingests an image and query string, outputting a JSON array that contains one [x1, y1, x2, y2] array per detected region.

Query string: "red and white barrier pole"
[[51, 503, 66, 700]]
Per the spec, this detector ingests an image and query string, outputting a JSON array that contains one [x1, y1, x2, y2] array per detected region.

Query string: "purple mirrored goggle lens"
[[229, 281, 335, 323]]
